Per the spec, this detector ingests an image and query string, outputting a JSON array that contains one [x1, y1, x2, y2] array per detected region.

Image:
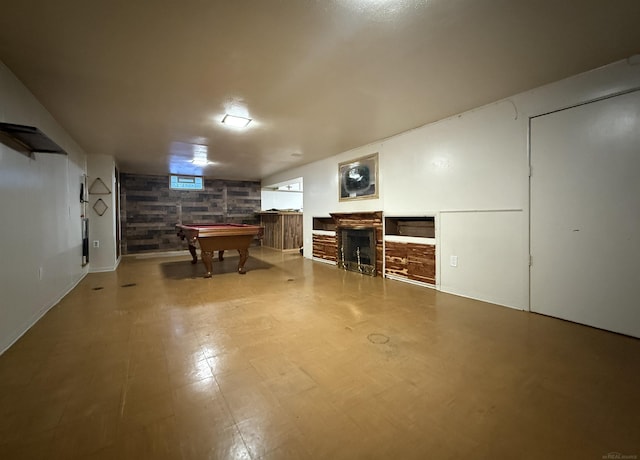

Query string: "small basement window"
[[170, 175, 204, 191]]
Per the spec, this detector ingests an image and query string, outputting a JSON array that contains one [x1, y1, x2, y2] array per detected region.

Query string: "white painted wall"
[[0, 61, 88, 354], [439, 210, 527, 308], [262, 57, 640, 312], [86, 154, 119, 272], [261, 190, 303, 211]]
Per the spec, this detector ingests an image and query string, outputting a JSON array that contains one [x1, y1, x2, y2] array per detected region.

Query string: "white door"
[[530, 90, 640, 338]]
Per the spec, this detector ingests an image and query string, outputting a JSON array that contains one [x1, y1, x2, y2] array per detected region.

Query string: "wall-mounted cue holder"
[[80, 174, 88, 203], [89, 177, 111, 195]]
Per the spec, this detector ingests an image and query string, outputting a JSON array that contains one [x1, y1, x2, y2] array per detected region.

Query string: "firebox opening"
[[339, 227, 376, 276]]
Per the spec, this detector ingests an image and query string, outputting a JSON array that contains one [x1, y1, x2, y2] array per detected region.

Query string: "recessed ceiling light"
[[222, 114, 252, 128]]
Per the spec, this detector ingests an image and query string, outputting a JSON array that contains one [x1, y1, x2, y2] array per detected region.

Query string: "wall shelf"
[[384, 215, 437, 286], [312, 217, 336, 232], [385, 216, 435, 238], [0, 122, 67, 157]]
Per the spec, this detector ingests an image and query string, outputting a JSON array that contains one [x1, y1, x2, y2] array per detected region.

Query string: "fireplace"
[[330, 211, 383, 276], [338, 227, 376, 276]]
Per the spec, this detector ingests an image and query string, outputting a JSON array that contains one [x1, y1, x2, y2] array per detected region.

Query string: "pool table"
[[176, 223, 263, 278]]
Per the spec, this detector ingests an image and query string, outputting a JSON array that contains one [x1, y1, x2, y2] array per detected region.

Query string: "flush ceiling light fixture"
[[222, 114, 252, 128]]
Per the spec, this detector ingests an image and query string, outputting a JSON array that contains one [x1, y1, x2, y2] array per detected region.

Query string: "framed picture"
[[339, 153, 379, 201]]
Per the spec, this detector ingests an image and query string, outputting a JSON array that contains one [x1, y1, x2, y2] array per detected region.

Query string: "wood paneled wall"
[[385, 241, 436, 285], [259, 212, 302, 251], [312, 234, 337, 262], [120, 174, 260, 254]]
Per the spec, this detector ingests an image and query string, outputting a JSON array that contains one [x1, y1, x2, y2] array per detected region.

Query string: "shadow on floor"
[[161, 256, 273, 280]]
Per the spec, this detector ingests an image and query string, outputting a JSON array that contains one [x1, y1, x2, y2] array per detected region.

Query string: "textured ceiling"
[[1, 0, 639, 180]]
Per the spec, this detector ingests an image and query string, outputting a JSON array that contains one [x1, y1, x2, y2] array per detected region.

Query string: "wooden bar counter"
[[257, 211, 303, 252]]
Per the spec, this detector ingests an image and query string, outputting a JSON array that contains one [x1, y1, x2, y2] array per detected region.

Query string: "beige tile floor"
[[1, 247, 639, 459]]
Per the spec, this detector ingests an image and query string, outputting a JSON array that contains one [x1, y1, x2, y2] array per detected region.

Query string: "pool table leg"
[[188, 244, 198, 264], [237, 248, 248, 274], [201, 251, 214, 278]]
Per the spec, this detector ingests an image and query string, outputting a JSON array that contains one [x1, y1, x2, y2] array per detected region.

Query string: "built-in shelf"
[[384, 215, 437, 287], [385, 234, 436, 245], [311, 217, 337, 263], [312, 217, 336, 232], [385, 216, 435, 238], [0, 122, 67, 156]]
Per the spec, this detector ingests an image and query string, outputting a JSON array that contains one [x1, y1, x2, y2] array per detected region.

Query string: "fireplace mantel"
[[330, 211, 382, 225]]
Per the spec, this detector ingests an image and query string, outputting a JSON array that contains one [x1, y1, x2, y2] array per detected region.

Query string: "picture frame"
[[339, 153, 379, 201]]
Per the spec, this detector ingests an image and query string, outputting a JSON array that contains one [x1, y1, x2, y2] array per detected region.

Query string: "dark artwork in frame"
[[338, 153, 379, 201]]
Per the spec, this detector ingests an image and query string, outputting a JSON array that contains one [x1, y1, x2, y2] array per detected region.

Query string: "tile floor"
[[0, 248, 638, 459]]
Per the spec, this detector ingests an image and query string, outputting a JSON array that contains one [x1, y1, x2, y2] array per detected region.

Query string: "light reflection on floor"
[[0, 247, 638, 459]]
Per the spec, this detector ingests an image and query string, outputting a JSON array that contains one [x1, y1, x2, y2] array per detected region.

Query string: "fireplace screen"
[[338, 227, 376, 276]]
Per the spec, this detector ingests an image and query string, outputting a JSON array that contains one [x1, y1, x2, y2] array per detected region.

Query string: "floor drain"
[[120, 283, 137, 288], [367, 333, 390, 344], [92, 287, 104, 291]]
